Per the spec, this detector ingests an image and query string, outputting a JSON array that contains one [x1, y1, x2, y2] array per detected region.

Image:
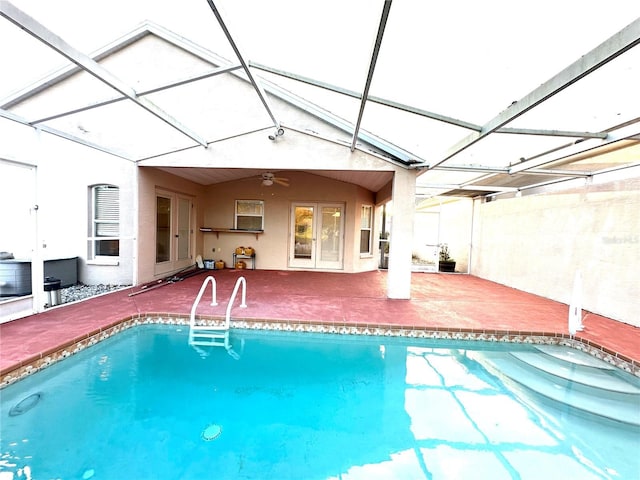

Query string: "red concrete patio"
[[1, 270, 639, 382]]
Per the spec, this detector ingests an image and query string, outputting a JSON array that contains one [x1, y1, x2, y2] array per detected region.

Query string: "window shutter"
[[95, 185, 119, 236]]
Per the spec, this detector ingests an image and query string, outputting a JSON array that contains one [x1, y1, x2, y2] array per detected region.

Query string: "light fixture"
[[268, 127, 285, 141], [260, 172, 290, 187]]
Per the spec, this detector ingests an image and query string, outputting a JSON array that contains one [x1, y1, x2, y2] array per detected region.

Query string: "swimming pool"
[[1, 325, 639, 479]]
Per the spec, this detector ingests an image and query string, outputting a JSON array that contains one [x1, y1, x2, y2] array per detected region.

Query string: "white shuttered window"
[[91, 185, 120, 257]]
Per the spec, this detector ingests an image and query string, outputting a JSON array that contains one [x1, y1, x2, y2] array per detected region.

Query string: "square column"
[[387, 169, 416, 299]]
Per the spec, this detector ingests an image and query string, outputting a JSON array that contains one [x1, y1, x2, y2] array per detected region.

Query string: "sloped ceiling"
[[156, 167, 394, 192]]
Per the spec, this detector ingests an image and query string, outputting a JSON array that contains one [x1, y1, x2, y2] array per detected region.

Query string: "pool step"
[[533, 345, 617, 370], [189, 327, 229, 347], [513, 347, 640, 395], [476, 349, 640, 426]]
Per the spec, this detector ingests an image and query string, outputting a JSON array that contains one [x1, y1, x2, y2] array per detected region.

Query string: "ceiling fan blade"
[[273, 178, 290, 187]]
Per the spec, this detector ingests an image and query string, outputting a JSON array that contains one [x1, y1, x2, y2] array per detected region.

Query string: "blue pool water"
[[1, 325, 639, 479]]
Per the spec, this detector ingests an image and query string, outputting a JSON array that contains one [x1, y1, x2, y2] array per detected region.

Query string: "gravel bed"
[[60, 283, 131, 304]]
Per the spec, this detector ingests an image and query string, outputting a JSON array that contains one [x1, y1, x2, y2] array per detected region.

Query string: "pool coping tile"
[[2, 314, 638, 388]]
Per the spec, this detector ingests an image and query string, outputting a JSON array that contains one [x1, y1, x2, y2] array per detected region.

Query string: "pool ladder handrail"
[[188, 276, 246, 347], [225, 276, 247, 326]]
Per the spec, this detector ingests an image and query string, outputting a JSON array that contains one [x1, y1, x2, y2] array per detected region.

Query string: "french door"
[[289, 202, 344, 270], [155, 190, 194, 276]]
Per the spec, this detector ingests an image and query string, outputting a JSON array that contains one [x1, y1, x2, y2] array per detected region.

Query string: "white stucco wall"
[[471, 173, 640, 327], [415, 198, 473, 273], [386, 169, 415, 298], [1, 119, 136, 289]]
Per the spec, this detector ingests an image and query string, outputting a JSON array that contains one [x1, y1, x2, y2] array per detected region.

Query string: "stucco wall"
[[40, 136, 136, 286], [137, 168, 206, 283], [471, 176, 640, 327], [1, 119, 136, 288], [413, 198, 473, 273], [136, 168, 379, 283], [439, 199, 473, 273], [200, 171, 377, 272]]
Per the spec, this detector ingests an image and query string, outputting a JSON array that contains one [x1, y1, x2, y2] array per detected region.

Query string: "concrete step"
[[534, 345, 616, 369], [511, 349, 640, 395], [476, 350, 640, 426]]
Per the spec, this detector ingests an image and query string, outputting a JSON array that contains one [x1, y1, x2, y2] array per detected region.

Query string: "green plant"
[[380, 232, 390, 253], [439, 243, 454, 262]]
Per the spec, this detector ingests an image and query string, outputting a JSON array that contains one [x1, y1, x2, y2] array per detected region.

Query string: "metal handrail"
[[189, 275, 218, 333], [188, 276, 246, 347], [224, 276, 247, 329]]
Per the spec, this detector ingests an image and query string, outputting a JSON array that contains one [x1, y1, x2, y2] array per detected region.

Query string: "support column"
[[31, 128, 45, 313], [387, 169, 415, 299]]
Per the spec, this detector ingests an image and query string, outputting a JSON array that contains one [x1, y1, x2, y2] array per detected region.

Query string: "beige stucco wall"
[[135, 168, 380, 283], [200, 171, 378, 272], [137, 168, 207, 283], [471, 175, 640, 327]]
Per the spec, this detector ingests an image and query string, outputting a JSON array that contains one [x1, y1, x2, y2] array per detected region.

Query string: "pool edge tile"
[[2, 314, 639, 388]]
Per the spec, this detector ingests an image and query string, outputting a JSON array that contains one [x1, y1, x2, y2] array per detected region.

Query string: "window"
[[90, 184, 119, 257], [235, 200, 264, 230], [360, 205, 373, 255]]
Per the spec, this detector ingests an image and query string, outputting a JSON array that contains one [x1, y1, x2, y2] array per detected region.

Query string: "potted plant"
[[438, 243, 456, 272]]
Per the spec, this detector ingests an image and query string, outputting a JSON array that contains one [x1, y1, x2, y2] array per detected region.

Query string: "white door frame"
[[289, 202, 344, 270], [154, 190, 195, 276]]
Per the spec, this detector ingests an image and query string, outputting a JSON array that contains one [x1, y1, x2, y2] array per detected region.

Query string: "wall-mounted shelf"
[[199, 227, 264, 240]]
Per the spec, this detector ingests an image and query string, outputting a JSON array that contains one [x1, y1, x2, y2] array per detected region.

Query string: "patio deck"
[[1, 270, 639, 385]]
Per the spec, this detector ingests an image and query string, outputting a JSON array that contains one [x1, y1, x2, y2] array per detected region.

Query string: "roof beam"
[[510, 121, 640, 174], [0, 108, 132, 159], [250, 62, 615, 140], [462, 185, 518, 192], [0, 20, 241, 109], [525, 168, 591, 177], [459, 173, 500, 187], [431, 164, 508, 174], [251, 62, 616, 143], [351, 0, 393, 151], [430, 17, 640, 168], [205, 0, 281, 131], [0, 2, 209, 147], [30, 65, 242, 125], [250, 61, 481, 131], [416, 184, 518, 193], [495, 127, 608, 139], [257, 77, 418, 165]]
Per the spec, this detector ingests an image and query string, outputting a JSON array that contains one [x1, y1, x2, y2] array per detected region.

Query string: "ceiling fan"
[[261, 172, 289, 187]]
